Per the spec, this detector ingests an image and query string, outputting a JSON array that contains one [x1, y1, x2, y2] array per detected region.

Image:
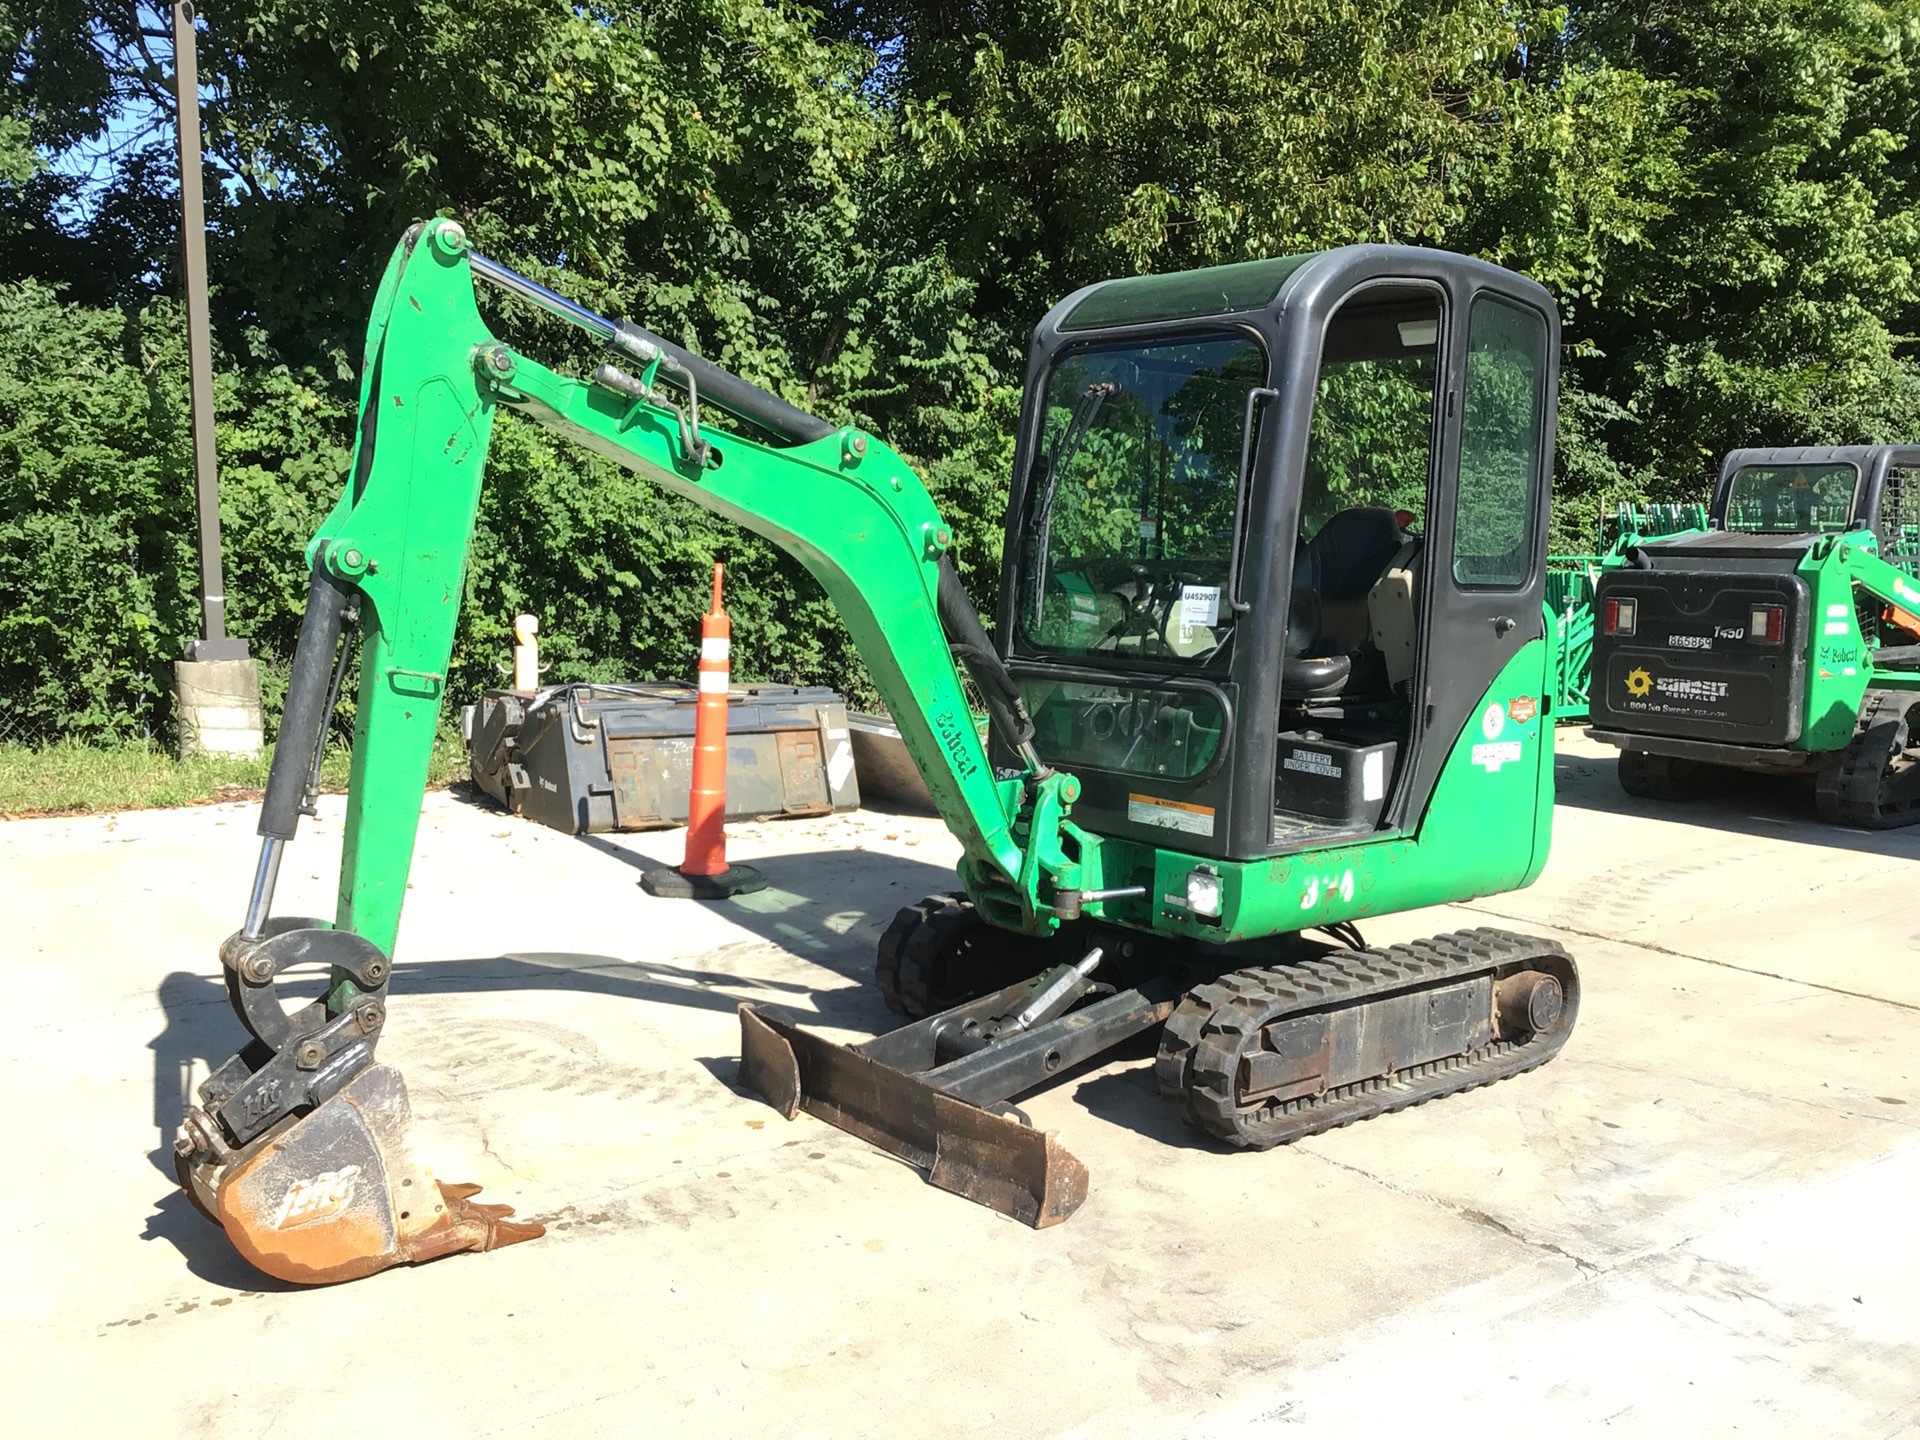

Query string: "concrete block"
[[173, 657, 264, 759]]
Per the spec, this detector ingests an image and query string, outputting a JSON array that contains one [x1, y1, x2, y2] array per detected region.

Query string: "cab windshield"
[[1723, 463, 1858, 534], [1018, 332, 1266, 667]]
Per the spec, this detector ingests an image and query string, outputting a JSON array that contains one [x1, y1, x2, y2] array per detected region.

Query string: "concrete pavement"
[[4, 732, 1916, 1436]]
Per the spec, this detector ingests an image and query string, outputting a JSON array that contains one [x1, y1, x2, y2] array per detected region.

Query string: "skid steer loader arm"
[[173, 219, 1093, 1282]]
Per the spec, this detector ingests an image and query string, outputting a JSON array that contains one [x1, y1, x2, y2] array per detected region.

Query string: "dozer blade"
[[199, 1064, 543, 1285], [740, 1004, 1089, 1228]]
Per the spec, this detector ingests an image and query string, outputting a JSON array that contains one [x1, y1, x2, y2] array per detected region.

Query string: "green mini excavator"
[[1588, 446, 1920, 826], [174, 219, 1582, 1284]]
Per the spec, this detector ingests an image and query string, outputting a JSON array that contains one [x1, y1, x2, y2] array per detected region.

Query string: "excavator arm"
[[311, 219, 1083, 952], [175, 219, 1093, 1283]]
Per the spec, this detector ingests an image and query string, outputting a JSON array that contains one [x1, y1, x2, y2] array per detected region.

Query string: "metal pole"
[[174, 1, 235, 657]]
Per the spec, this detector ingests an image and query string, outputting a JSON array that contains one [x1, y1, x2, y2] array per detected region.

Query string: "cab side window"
[[1882, 465, 1920, 571], [1453, 296, 1548, 588]]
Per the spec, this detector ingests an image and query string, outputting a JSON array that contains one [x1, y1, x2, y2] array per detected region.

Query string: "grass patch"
[[0, 737, 468, 817]]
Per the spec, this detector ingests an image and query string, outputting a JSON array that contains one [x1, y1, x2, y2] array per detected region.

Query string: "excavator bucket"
[[182, 1065, 542, 1285], [740, 1005, 1090, 1227]]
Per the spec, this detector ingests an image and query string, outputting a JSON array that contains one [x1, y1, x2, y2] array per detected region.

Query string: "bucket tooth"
[[739, 1004, 1089, 1228], [197, 1064, 542, 1285]]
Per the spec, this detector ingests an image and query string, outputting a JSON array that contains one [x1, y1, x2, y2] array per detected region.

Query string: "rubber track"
[[875, 893, 970, 1018], [1154, 927, 1579, 1149], [1815, 689, 1920, 830], [1617, 748, 1702, 802]]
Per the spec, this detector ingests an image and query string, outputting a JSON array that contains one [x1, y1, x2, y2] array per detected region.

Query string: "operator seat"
[[1283, 506, 1410, 700]]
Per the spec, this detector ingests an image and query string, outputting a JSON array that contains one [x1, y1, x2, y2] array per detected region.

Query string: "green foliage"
[[1534, 1, 1920, 494], [1304, 360, 1435, 531], [0, 735, 463, 815], [0, 281, 193, 742], [4, 0, 1920, 747]]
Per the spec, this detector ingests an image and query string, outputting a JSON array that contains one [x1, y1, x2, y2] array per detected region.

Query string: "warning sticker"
[[1472, 741, 1524, 772], [1507, 695, 1538, 725], [1127, 792, 1216, 837], [1059, 571, 1100, 627]]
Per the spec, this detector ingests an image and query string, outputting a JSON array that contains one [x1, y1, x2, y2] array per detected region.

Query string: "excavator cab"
[[175, 223, 1580, 1282], [999, 252, 1557, 868]]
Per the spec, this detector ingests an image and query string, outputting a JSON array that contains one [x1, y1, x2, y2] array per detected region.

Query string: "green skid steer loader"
[[173, 220, 1581, 1284], [1588, 446, 1920, 826]]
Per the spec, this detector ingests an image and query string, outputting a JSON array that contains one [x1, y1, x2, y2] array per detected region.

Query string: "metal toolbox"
[[463, 682, 859, 834]]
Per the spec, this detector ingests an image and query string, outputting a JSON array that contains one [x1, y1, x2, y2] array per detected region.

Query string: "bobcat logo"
[[272, 1164, 364, 1230]]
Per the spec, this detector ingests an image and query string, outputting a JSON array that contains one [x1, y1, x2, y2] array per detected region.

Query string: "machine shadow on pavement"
[[570, 831, 965, 999], [144, 843, 969, 1280], [1552, 751, 1920, 860]]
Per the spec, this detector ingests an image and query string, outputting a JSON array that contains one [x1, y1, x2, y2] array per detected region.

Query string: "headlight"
[[1185, 869, 1222, 917]]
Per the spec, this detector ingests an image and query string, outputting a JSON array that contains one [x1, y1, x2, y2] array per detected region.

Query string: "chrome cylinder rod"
[[1012, 947, 1105, 1032], [242, 836, 284, 939], [469, 252, 618, 343], [467, 249, 833, 446]]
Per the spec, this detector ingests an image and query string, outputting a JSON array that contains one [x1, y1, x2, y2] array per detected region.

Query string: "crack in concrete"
[[1452, 1205, 1602, 1274], [1306, 1150, 1604, 1274]]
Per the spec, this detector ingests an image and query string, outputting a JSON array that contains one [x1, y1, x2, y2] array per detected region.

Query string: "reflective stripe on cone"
[[681, 563, 731, 877]]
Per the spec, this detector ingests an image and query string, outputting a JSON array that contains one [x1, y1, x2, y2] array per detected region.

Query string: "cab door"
[[1400, 287, 1558, 866]]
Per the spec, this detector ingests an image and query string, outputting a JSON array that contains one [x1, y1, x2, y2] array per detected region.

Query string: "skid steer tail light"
[[1749, 604, 1785, 644], [1603, 597, 1637, 637]]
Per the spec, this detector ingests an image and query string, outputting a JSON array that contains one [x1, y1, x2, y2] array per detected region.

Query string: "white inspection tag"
[[1180, 585, 1222, 628]]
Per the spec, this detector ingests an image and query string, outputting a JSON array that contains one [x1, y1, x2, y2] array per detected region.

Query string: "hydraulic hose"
[[937, 555, 1037, 753]]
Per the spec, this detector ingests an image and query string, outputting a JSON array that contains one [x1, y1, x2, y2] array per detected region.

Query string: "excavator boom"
[[174, 219, 1093, 1281]]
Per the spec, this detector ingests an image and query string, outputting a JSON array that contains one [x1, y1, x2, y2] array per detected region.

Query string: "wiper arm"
[[1031, 381, 1118, 629]]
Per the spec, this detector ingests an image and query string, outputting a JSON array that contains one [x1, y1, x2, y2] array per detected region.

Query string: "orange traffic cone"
[[641, 564, 767, 899]]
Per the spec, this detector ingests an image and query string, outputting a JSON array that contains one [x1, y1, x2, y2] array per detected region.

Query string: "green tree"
[[1526, 2, 1920, 508], [7, 0, 1920, 742]]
